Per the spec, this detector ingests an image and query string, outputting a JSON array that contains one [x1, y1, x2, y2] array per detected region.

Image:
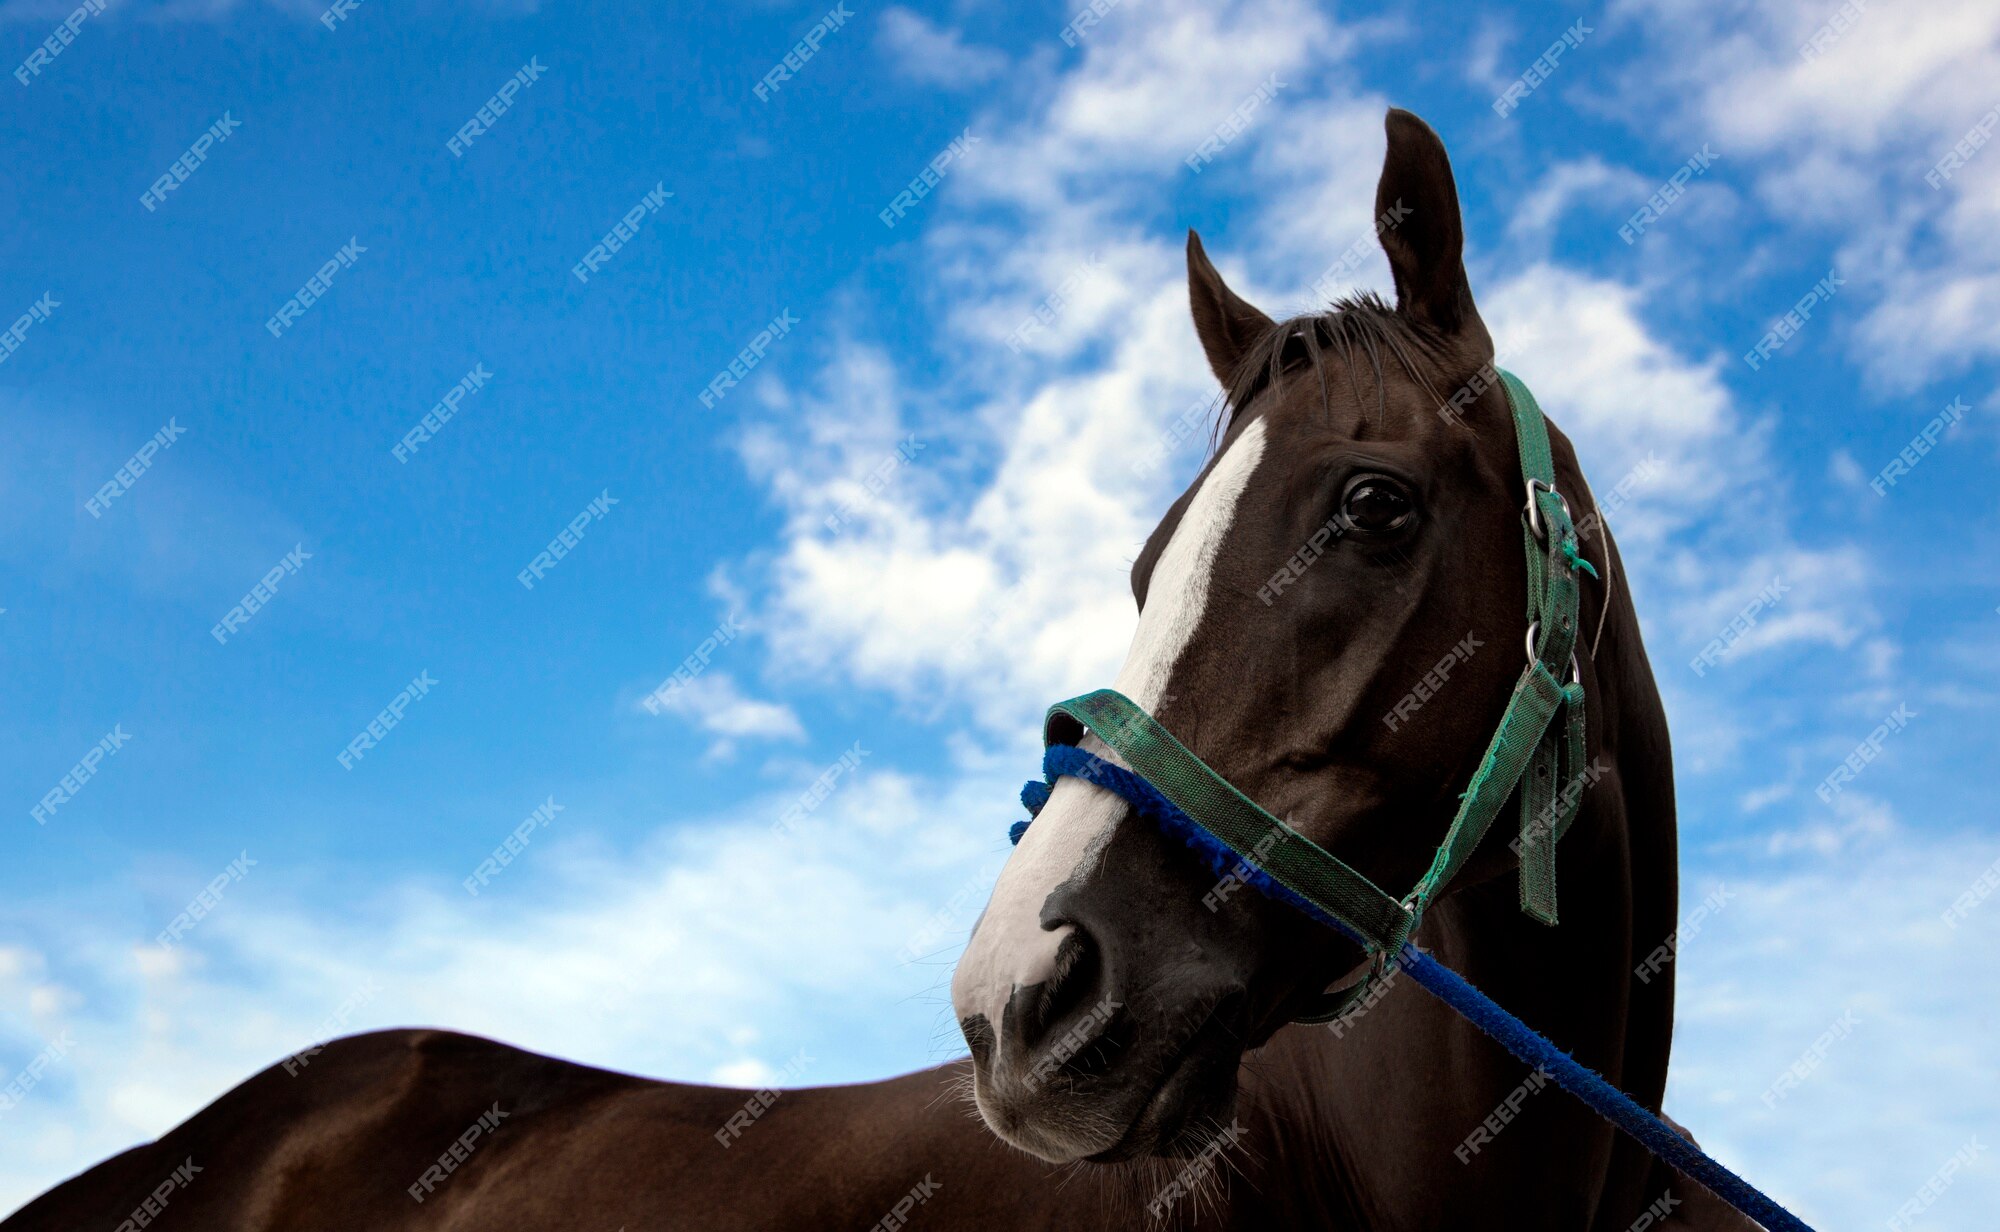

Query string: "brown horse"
[[4, 111, 1760, 1231]]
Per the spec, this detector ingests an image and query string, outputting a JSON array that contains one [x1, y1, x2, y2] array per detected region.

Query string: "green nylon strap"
[[1522, 728, 1563, 922], [1506, 370, 1590, 924], [1519, 689, 1589, 923], [1404, 661, 1568, 909], [1038, 369, 1593, 1018], [1402, 371, 1587, 923], [1504, 369, 1560, 504], [1044, 691, 1417, 955]]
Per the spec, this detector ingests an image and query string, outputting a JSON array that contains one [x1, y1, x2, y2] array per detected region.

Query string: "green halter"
[[1040, 370, 1593, 1022]]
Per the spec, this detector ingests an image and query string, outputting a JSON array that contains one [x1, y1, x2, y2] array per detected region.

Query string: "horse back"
[[2, 1028, 647, 1231], [4, 1029, 1072, 1232]]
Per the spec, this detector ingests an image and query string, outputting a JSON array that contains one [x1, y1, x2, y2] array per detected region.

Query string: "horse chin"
[[975, 1064, 1242, 1166], [1084, 1039, 1243, 1163], [971, 999, 1248, 1166]]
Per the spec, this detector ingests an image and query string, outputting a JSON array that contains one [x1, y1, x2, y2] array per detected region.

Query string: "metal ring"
[[1525, 478, 1568, 541], [1524, 620, 1582, 684]]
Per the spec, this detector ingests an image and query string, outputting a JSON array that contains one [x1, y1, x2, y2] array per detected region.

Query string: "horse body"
[[2, 574, 1731, 1229], [6, 1031, 1035, 1231], [8, 110, 1760, 1231]]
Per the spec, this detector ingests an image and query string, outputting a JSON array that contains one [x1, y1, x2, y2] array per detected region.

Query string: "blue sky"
[[3, 0, 1998, 1222]]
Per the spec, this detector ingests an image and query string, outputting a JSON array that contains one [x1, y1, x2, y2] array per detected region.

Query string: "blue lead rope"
[[1396, 947, 1810, 1232], [1016, 745, 1814, 1232]]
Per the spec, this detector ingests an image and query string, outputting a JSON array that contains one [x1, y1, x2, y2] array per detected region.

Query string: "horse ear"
[[1374, 109, 1485, 341], [1187, 229, 1275, 387]]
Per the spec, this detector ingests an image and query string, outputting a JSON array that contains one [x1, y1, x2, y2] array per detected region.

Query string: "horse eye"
[[1341, 477, 1414, 532]]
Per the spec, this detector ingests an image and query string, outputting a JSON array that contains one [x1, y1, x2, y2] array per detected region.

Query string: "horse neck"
[[1227, 526, 1681, 1230]]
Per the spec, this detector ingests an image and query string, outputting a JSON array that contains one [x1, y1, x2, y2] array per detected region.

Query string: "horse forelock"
[[1214, 293, 1460, 447]]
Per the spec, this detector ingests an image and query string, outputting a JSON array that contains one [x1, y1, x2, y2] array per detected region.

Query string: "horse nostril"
[[960, 1014, 996, 1069], [1004, 924, 1100, 1052]]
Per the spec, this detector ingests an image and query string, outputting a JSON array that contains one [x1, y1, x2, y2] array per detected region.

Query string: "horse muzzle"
[[952, 783, 1258, 1163]]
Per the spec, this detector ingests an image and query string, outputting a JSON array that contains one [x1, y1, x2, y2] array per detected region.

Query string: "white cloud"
[[709, 1056, 778, 1086], [1503, 156, 1654, 247], [1738, 780, 1793, 813], [876, 7, 1009, 87], [1463, 15, 1518, 96], [1828, 448, 1866, 489], [647, 671, 805, 760], [1613, 0, 2000, 389], [954, 0, 1348, 216], [1670, 833, 2000, 1227], [1762, 790, 1896, 857]]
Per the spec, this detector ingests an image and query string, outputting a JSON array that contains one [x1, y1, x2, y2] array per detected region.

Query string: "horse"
[[4, 110, 1759, 1231]]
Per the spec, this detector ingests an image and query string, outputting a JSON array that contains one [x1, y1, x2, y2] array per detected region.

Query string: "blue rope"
[[1016, 745, 1816, 1232], [1394, 946, 1812, 1232]]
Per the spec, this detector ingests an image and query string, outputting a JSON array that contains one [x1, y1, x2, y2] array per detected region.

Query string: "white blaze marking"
[[953, 417, 1270, 1044]]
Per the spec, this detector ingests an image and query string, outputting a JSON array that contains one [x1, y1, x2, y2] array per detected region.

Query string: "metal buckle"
[[1525, 478, 1568, 541], [1524, 620, 1582, 684], [1374, 890, 1425, 972]]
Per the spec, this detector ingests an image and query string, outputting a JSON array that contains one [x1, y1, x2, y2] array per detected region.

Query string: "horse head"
[[951, 109, 1613, 1167]]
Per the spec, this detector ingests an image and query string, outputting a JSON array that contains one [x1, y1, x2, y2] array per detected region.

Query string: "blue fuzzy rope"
[[1397, 946, 1813, 1232], [1014, 745, 1817, 1232]]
